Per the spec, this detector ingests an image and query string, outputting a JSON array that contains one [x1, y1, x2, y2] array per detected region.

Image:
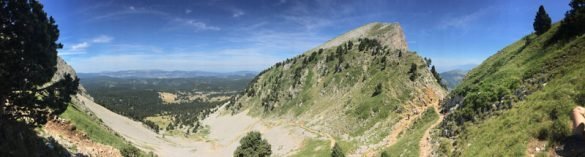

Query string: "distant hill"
[[436, 23, 585, 156], [439, 69, 468, 90], [78, 70, 257, 79], [228, 22, 447, 156]]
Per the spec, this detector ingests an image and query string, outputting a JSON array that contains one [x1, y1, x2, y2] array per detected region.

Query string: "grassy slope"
[[60, 102, 150, 156], [291, 139, 331, 157], [440, 24, 585, 156]]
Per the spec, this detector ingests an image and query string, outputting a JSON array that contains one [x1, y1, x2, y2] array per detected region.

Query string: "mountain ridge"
[[227, 22, 447, 156]]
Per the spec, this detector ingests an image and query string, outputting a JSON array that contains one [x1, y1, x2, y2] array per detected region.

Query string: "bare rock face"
[[316, 22, 408, 51], [43, 56, 90, 98], [52, 57, 77, 83]]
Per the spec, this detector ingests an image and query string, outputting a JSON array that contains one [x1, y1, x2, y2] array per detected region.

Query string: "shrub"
[[536, 127, 549, 140], [550, 120, 570, 143], [409, 63, 418, 81], [234, 131, 272, 157], [372, 83, 383, 97], [331, 143, 345, 157], [120, 146, 142, 157], [380, 151, 389, 157]]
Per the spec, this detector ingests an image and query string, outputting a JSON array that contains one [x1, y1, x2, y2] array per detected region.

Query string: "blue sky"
[[40, 0, 570, 73]]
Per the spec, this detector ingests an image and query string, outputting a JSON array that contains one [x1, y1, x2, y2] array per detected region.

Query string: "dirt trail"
[[44, 119, 121, 157], [419, 104, 443, 157], [290, 121, 336, 148]]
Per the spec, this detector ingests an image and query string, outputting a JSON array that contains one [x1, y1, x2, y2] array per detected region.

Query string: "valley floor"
[[79, 95, 317, 156]]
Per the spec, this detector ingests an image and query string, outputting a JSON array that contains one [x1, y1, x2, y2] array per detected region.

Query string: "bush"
[[408, 63, 418, 81], [234, 131, 272, 157], [372, 83, 383, 97], [331, 143, 345, 157], [536, 127, 549, 140], [120, 146, 142, 157], [380, 151, 389, 157], [550, 120, 570, 143]]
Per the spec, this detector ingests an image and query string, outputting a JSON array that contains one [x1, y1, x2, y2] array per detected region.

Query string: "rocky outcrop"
[[316, 22, 408, 51], [43, 57, 90, 99]]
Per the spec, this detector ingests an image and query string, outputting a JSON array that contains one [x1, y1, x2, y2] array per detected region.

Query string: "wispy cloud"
[[90, 8, 169, 22], [59, 35, 114, 56], [91, 35, 114, 43], [170, 18, 221, 31], [230, 30, 326, 51], [90, 6, 220, 32], [282, 15, 332, 30], [437, 8, 489, 30], [277, 0, 354, 31], [239, 22, 269, 31], [232, 9, 245, 18], [67, 48, 281, 73], [71, 42, 90, 51]]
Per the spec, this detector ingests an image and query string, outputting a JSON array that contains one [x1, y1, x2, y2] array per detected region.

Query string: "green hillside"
[[436, 23, 585, 156], [228, 22, 447, 155], [60, 100, 149, 156]]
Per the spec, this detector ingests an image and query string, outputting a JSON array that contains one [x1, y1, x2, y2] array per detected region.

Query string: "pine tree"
[[0, 0, 78, 127], [560, 0, 585, 37], [533, 5, 552, 35], [347, 41, 353, 50], [431, 66, 445, 88]]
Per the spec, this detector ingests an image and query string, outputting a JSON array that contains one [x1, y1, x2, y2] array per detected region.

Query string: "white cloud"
[[170, 18, 220, 31], [91, 35, 113, 43], [232, 10, 245, 18], [59, 35, 114, 56], [228, 30, 327, 52], [70, 42, 89, 51], [129, 6, 135, 11], [185, 9, 192, 14]]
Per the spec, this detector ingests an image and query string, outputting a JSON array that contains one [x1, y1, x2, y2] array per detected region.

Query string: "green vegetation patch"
[[291, 139, 330, 157], [60, 105, 130, 149], [441, 22, 585, 156]]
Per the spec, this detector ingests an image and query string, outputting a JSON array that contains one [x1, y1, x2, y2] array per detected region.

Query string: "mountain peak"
[[317, 22, 407, 51]]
